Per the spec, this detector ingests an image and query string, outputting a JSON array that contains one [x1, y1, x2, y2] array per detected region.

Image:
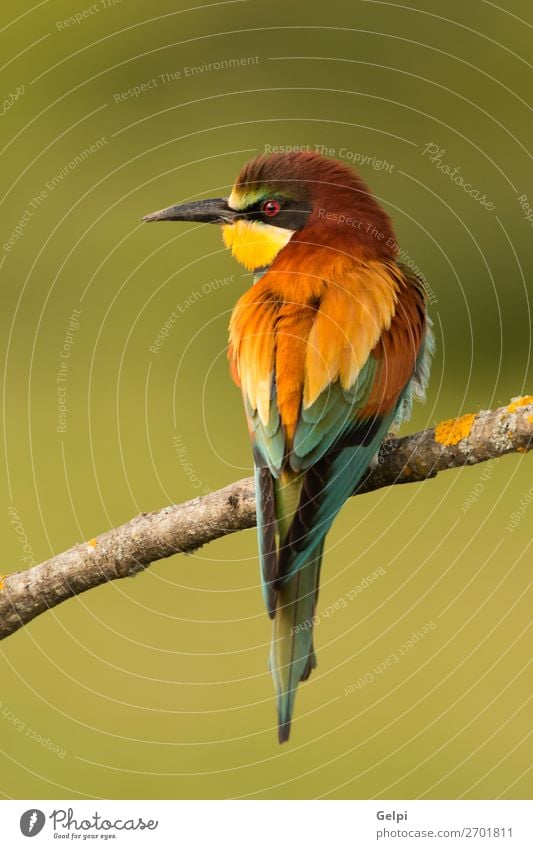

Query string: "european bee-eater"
[[144, 152, 433, 742]]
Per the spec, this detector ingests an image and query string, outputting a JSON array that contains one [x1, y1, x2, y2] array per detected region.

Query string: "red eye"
[[261, 199, 281, 217]]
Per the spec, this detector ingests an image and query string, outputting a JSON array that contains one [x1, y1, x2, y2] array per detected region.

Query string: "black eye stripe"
[[240, 198, 312, 230], [242, 196, 286, 213]]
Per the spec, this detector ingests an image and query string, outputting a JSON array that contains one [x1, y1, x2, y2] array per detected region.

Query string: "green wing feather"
[[247, 285, 433, 742]]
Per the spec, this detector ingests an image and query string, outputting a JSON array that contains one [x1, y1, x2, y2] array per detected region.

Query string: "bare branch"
[[1, 398, 531, 642]]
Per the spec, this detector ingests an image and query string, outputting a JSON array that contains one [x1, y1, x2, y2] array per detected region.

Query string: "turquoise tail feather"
[[270, 541, 323, 743]]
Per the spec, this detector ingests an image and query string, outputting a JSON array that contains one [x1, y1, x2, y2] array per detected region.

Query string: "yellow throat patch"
[[222, 219, 293, 271]]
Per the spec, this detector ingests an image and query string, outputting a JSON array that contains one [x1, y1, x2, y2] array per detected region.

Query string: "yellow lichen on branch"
[[434, 413, 477, 446], [507, 395, 533, 414]]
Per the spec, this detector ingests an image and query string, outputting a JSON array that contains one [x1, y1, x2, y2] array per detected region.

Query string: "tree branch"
[[1, 398, 531, 642]]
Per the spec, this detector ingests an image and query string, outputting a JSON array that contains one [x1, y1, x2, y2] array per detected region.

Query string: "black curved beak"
[[142, 197, 239, 224]]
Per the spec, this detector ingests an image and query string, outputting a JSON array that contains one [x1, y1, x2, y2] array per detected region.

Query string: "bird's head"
[[143, 152, 397, 271]]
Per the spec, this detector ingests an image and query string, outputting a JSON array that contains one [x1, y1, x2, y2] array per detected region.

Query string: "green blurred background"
[[1, 0, 531, 800]]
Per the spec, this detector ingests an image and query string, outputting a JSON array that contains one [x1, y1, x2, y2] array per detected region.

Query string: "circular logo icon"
[[20, 809, 46, 837]]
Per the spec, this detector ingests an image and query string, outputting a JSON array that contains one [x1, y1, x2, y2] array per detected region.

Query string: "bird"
[[143, 151, 433, 743]]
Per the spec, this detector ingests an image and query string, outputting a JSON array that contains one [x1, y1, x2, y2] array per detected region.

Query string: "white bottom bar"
[[1, 799, 531, 848]]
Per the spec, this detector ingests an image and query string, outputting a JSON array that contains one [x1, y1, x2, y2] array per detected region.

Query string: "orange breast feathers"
[[228, 255, 404, 443]]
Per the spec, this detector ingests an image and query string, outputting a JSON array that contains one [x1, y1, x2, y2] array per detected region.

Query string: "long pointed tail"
[[269, 542, 323, 743]]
